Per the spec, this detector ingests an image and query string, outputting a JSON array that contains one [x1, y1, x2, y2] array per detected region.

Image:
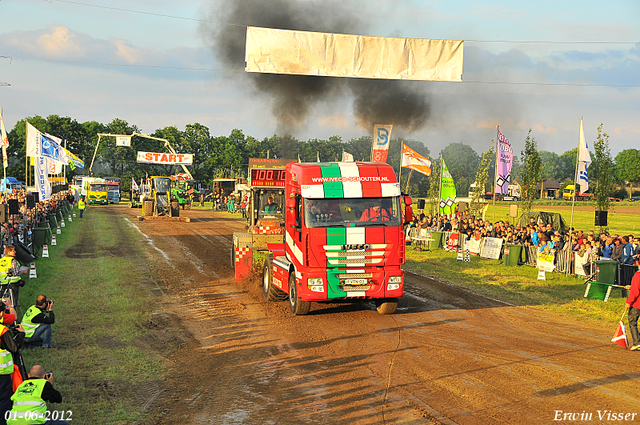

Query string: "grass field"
[[18, 208, 160, 424]]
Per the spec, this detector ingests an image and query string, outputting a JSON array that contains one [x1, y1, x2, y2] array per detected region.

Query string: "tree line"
[[4, 115, 639, 203]]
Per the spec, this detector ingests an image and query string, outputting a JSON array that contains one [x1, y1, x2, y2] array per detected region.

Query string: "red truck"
[[244, 161, 413, 315]]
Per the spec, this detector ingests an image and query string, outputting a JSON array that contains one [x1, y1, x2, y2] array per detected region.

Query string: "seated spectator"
[[22, 295, 56, 349]]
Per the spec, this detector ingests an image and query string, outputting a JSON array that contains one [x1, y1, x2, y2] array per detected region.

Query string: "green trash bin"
[[595, 260, 618, 284], [48, 214, 58, 231], [504, 244, 522, 266], [56, 210, 63, 223], [33, 227, 47, 252], [429, 231, 442, 249]]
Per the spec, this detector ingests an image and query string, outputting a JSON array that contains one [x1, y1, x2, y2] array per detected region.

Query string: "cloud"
[[612, 125, 640, 136], [0, 24, 214, 80]]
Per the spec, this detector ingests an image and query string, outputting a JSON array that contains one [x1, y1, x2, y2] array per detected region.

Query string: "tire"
[[288, 272, 310, 315], [142, 199, 154, 217], [262, 256, 287, 301], [171, 200, 180, 217], [375, 299, 398, 315]]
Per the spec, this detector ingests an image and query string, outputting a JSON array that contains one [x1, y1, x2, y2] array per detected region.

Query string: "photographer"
[[21, 296, 55, 349], [8, 365, 68, 425], [0, 246, 28, 303], [0, 303, 24, 425]]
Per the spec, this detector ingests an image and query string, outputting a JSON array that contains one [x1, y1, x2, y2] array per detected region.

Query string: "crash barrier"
[[412, 229, 639, 283]]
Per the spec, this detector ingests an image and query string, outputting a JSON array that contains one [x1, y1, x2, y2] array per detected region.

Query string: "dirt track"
[[109, 205, 639, 424]]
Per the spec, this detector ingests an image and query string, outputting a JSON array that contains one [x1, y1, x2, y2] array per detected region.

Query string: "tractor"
[[142, 176, 180, 217]]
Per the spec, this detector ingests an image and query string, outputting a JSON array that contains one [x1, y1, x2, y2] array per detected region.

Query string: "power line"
[[50, 0, 639, 45]]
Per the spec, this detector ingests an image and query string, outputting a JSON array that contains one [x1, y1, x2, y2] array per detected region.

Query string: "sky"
[[0, 0, 638, 158]]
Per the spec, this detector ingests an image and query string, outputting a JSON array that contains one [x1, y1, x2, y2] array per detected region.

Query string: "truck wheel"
[[375, 299, 398, 315], [288, 273, 310, 315], [171, 200, 180, 217], [262, 256, 287, 301], [142, 199, 154, 217]]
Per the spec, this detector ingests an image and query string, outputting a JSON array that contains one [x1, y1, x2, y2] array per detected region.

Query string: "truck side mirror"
[[403, 195, 413, 224], [286, 198, 298, 228]]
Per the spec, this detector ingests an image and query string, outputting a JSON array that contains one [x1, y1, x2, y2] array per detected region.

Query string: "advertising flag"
[[401, 144, 431, 177], [132, 178, 139, 192], [26, 122, 68, 164], [35, 156, 52, 201], [372, 124, 392, 163], [63, 147, 84, 170], [342, 151, 354, 162], [577, 117, 591, 192], [0, 108, 9, 169], [496, 130, 513, 194], [439, 158, 457, 215], [611, 320, 628, 349]]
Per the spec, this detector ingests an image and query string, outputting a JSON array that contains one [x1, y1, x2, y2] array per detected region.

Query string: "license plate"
[[344, 278, 367, 285]]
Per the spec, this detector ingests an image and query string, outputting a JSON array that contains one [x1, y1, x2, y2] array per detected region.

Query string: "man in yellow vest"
[[0, 305, 24, 425], [8, 365, 68, 425], [78, 196, 86, 218], [0, 246, 27, 304], [21, 296, 55, 349]]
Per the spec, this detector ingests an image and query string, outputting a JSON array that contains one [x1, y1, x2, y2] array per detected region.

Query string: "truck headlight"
[[308, 278, 324, 292], [387, 276, 402, 291]]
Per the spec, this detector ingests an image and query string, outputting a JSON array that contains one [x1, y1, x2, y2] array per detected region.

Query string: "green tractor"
[[171, 178, 197, 210]]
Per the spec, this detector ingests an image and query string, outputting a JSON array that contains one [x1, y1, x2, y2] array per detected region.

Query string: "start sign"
[[137, 151, 193, 165]]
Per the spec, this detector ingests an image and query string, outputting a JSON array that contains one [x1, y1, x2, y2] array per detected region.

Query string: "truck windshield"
[[304, 197, 401, 228], [108, 185, 119, 192], [90, 184, 107, 192], [154, 178, 170, 194]]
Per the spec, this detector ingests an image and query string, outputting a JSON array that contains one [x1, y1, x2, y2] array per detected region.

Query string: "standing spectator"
[[611, 238, 623, 262], [625, 271, 640, 351], [0, 304, 24, 425], [78, 196, 86, 218], [8, 365, 69, 425], [0, 246, 27, 303], [22, 296, 55, 349], [620, 236, 636, 289], [601, 236, 614, 259]]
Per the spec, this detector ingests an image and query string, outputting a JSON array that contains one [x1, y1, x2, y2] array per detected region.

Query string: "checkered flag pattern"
[[235, 247, 251, 263]]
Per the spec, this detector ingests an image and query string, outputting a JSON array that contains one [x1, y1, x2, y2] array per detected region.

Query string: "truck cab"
[[260, 161, 412, 315]]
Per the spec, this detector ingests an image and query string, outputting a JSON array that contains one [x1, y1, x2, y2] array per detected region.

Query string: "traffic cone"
[[72, 211, 76, 217], [68, 214, 72, 222], [29, 263, 37, 279], [456, 248, 463, 261], [51, 235, 57, 246], [61, 219, 65, 228], [42, 245, 49, 258], [56, 226, 61, 235], [537, 269, 545, 280]]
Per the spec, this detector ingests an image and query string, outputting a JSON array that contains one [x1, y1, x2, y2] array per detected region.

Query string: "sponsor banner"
[[480, 237, 503, 260], [137, 151, 193, 165], [537, 250, 555, 272], [465, 238, 482, 255], [372, 125, 392, 163], [298, 162, 400, 199], [116, 135, 132, 147], [35, 156, 52, 201]]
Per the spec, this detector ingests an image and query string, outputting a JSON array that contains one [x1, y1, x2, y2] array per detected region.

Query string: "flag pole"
[[439, 155, 443, 216], [493, 126, 499, 223], [398, 141, 403, 191], [569, 117, 582, 235]]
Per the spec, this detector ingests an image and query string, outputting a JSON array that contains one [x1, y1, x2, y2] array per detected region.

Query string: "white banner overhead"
[[245, 26, 464, 82], [137, 151, 193, 165]]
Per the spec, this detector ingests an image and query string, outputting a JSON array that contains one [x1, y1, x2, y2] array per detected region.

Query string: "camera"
[[47, 300, 53, 306], [44, 371, 52, 379]]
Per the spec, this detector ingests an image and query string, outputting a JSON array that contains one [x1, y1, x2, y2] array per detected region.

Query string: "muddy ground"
[[108, 205, 639, 424]]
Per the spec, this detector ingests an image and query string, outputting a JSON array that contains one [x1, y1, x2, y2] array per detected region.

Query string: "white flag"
[[342, 151, 354, 162], [577, 117, 591, 193], [132, 178, 139, 192]]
